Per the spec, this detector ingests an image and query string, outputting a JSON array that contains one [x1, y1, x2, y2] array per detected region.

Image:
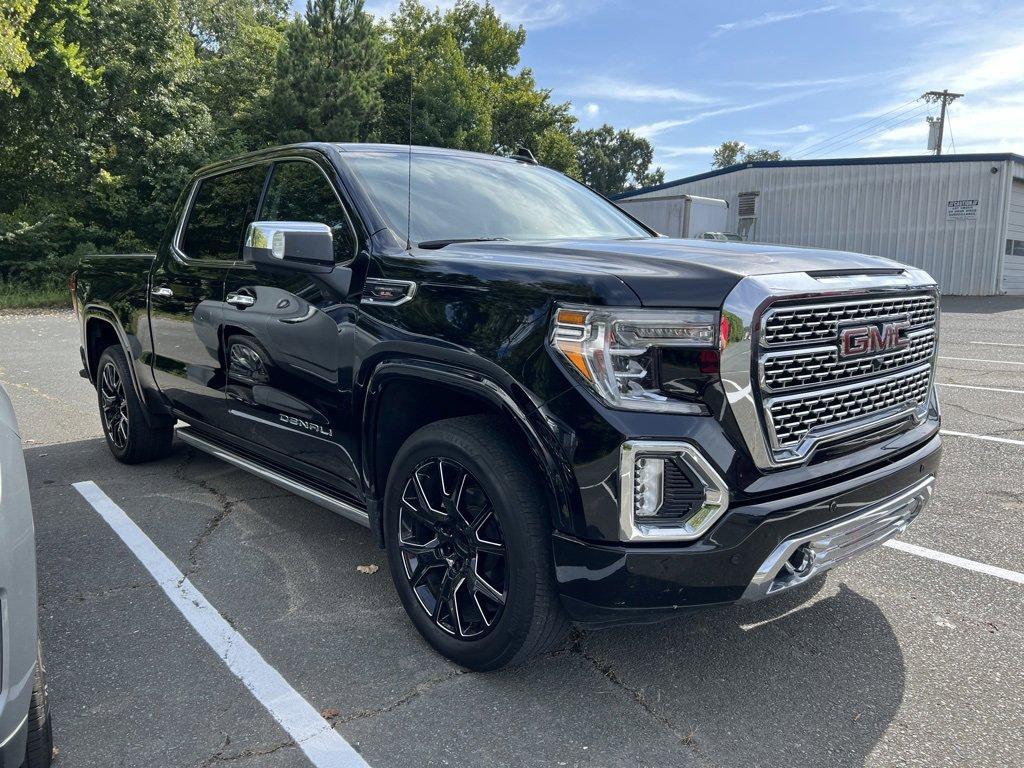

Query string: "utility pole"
[[922, 90, 963, 155]]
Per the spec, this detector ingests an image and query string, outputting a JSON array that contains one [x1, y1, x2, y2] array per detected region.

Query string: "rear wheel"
[[96, 345, 173, 463], [23, 645, 53, 768], [384, 415, 569, 670]]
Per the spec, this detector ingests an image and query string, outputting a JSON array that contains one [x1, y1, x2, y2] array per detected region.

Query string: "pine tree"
[[269, 0, 382, 143]]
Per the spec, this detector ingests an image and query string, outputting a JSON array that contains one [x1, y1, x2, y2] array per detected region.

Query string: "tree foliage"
[[0, 0, 664, 291], [576, 125, 665, 196], [712, 140, 784, 168]]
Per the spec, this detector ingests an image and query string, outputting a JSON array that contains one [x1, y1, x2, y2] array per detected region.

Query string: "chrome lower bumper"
[[741, 475, 935, 601]]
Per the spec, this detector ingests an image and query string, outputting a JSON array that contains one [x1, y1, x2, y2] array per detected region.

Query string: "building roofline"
[[615, 152, 1024, 200]]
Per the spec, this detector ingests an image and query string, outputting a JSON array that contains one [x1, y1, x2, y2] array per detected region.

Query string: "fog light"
[[619, 441, 730, 542], [633, 457, 665, 517]]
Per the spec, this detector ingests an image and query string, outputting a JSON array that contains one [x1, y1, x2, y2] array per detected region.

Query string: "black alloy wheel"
[[95, 345, 174, 463], [398, 458, 508, 638], [99, 359, 129, 450], [384, 416, 569, 670]]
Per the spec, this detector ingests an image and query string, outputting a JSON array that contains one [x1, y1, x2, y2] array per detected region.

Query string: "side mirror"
[[244, 221, 334, 273]]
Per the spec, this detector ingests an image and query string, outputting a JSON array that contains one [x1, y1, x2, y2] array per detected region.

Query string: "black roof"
[[616, 152, 1024, 200]]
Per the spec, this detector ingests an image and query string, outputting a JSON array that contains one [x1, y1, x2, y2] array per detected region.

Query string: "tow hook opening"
[[784, 544, 816, 578]]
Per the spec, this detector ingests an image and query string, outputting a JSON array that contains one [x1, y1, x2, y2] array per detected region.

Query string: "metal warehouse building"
[[617, 153, 1024, 295]]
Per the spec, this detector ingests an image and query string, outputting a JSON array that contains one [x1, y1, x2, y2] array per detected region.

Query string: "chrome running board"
[[741, 475, 935, 601], [176, 427, 370, 528]]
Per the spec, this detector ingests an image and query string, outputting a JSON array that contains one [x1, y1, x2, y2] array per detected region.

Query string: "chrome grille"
[[767, 366, 931, 448], [762, 329, 935, 392], [762, 294, 936, 347], [754, 290, 938, 461]]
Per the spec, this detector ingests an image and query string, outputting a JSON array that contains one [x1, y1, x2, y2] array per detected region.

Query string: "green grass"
[[0, 283, 70, 310]]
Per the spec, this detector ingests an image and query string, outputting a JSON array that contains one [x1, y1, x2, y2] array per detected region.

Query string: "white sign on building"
[[947, 199, 978, 221]]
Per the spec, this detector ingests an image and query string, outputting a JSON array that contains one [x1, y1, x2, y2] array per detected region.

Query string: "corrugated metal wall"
[[1003, 174, 1024, 294], [629, 159, 1014, 295]]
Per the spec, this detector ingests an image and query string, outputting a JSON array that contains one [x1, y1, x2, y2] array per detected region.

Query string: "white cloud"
[[567, 76, 715, 105], [713, 4, 840, 36], [657, 145, 720, 157], [730, 74, 868, 90], [584, 102, 600, 117], [362, 0, 598, 29], [745, 124, 814, 136], [633, 91, 824, 138]]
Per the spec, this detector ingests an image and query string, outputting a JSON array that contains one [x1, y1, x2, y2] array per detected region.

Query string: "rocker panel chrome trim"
[[176, 427, 369, 527]]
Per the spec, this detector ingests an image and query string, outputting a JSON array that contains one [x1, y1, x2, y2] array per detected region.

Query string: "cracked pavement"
[[4, 300, 1022, 767]]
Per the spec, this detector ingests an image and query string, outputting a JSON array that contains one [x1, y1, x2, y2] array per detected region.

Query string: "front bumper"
[[553, 432, 940, 627]]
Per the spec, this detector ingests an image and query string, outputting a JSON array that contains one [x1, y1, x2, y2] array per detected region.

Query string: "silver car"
[[0, 385, 51, 767]]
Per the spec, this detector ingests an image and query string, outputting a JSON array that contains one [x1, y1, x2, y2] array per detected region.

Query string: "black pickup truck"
[[73, 143, 942, 670]]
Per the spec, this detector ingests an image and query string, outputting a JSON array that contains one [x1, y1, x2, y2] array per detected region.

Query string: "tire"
[[383, 415, 569, 670], [96, 345, 173, 464], [23, 646, 53, 768]]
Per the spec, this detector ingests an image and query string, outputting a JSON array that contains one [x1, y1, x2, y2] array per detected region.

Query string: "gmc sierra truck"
[[73, 143, 942, 670]]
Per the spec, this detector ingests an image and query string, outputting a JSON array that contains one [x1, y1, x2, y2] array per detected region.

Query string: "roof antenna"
[[405, 69, 414, 251], [511, 144, 538, 164]]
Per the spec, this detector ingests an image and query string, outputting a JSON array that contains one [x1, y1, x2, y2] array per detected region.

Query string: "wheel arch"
[[83, 307, 172, 426], [361, 360, 579, 548]]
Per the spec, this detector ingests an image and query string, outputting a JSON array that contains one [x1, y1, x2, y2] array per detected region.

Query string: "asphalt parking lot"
[[2, 298, 1022, 768]]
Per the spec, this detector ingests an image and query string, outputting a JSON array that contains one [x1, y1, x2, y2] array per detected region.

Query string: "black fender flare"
[[360, 359, 580, 548], [82, 305, 172, 425]]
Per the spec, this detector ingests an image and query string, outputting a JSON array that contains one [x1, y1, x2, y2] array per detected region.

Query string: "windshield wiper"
[[417, 237, 509, 250]]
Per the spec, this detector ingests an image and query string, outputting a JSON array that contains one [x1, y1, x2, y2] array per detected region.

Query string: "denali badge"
[[839, 321, 910, 358], [279, 413, 333, 437]]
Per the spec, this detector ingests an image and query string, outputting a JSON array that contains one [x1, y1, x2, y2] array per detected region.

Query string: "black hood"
[[427, 238, 904, 308]]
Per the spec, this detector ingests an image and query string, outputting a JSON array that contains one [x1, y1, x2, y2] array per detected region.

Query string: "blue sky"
[[297, 1, 1024, 181]]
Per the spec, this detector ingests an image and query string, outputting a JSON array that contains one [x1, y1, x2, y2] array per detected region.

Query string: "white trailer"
[[616, 194, 729, 239]]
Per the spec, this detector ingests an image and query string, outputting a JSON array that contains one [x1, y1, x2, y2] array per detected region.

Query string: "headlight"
[[550, 305, 719, 414]]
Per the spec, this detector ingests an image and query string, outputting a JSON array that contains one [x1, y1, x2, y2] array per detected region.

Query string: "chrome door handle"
[[151, 287, 173, 298], [226, 292, 255, 308]]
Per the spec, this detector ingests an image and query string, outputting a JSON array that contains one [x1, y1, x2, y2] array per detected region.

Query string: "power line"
[[798, 103, 930, 158], [792, 97, 922, 158], [815, 106, 931, 157], [946, 111, 957, 154]]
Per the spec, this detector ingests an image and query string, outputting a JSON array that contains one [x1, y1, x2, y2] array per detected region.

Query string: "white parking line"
[[72, 481, 370, 768], [938, 383, 1024, 395], [884, 540, 1024, 585], [939, 356, 1024, 366], [940, 430, 1024, 447], [969, 341, 1024, 348]]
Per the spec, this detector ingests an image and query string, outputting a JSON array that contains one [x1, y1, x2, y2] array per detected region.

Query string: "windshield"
[[341, 150, 650, 245]]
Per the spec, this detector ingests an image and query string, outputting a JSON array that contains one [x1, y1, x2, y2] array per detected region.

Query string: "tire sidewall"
[[97, 347, 133, 461], [384, 429, 543, 669]]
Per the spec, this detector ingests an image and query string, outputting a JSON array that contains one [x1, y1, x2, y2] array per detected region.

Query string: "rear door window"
[[180, 165, 268, 262], [260, 160, 357, 264]]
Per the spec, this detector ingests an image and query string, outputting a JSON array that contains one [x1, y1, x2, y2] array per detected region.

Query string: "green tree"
[[0, 0, 37, 95], [378, 0, 491, 150], [268, 0, 382, 143], [574, 124, 664, 196], [712, 140, 784, 168]]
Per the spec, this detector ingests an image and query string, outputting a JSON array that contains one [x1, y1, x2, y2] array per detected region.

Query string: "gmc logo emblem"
[[839, 321, 910, 358]]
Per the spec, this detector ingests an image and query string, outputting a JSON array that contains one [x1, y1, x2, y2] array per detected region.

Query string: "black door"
[[221, 157, 363, 499], [150, 163, 269, 433]]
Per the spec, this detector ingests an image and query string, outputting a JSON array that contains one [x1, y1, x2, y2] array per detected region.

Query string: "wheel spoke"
[[470, 570, 506, 606], [399, 456, 507, 640]]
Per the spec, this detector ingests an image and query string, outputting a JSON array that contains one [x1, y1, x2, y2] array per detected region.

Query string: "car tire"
[[24, 645, 53, 768], [96, 345, 173, 464], [383, 415, 570, 671]]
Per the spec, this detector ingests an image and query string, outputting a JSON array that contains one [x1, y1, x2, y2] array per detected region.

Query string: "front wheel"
[[384, 415, 569, 670]]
